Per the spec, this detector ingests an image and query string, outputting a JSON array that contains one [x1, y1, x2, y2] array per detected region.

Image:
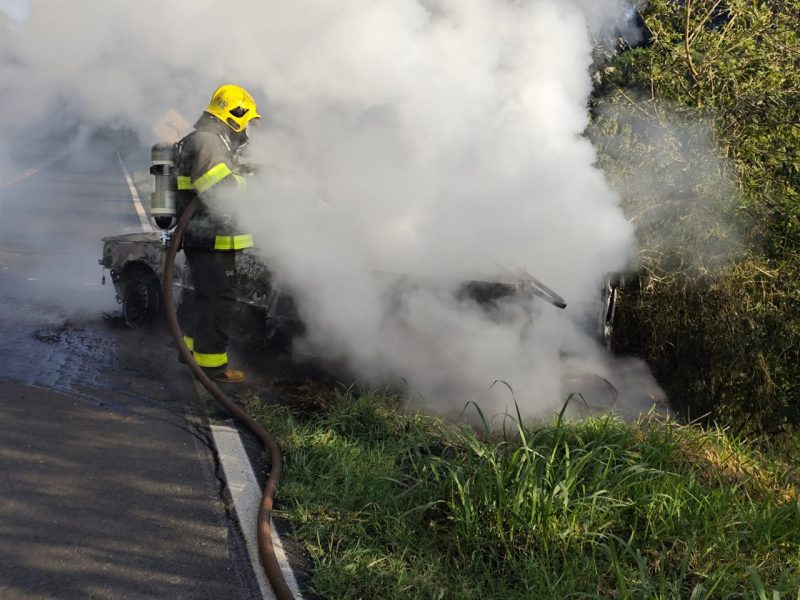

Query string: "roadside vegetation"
[[249, 389, 800, 599], [589, 0, 799, 439]]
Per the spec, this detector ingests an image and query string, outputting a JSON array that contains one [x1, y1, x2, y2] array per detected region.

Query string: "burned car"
[[99, 232, 302, 347], [99, 231, 618, 350]]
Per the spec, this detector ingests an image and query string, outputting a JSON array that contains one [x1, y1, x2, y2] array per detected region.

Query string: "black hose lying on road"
[[162, 199, 296, 600]]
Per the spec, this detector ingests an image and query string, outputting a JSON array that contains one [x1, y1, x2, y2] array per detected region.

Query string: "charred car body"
[[99, 231, 300, 347], [98, 231, 618, 351]]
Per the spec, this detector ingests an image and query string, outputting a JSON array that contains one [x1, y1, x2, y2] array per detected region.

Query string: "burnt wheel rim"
[[123, 279, 151, 327]]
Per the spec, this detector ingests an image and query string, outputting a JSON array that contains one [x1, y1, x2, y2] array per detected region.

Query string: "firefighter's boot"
[[207, 367, 246, 384]]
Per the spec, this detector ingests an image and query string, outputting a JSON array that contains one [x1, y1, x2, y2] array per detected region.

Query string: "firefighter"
[[174, 84, 261, 383]]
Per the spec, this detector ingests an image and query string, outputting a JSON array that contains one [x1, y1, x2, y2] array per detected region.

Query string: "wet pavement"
[[0, 146, 265, 599]]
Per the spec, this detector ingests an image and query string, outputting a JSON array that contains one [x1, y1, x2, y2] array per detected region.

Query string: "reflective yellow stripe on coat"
[[193, 162, 233, 193], [178, 168, 246, 192], [213, 234, 254, 250]]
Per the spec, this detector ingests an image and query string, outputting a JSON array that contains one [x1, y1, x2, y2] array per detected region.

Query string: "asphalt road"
[[0, 143, 266, 599]]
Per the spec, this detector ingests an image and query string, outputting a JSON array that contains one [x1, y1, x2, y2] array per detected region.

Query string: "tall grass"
[[249, 390, 800, 599]]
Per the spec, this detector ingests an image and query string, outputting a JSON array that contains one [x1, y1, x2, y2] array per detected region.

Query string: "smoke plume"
[[0, 0, 661, 421]]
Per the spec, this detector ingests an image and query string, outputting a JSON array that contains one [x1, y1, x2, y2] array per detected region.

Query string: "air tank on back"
[[150, 143, 176, 230]]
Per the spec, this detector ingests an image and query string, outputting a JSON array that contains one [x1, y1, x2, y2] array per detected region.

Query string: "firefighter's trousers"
[[180, 248, 237, 374]]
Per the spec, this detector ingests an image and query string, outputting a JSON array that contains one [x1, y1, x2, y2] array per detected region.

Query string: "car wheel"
[[122, 271, 160, 328]]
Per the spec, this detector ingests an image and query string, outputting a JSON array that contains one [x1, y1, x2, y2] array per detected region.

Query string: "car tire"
[[122, 269, 161, 328]]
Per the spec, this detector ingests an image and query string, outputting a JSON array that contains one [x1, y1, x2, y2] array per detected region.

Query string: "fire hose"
[[162, 198, 296, 600]]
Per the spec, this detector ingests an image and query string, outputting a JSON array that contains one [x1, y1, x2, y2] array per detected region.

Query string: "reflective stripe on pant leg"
[[183, 336, 194, 351], [193, 350, 228, 368]]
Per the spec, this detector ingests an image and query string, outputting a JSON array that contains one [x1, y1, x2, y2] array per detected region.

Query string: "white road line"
[[211, 421, 305, 600], [115, 151, 153, 232]]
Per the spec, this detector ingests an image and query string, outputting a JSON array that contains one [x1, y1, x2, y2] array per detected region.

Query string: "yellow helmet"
[[205, 84, 261, 133]]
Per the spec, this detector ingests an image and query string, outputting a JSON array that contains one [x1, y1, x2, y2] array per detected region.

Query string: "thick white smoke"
[[1, 0, 657, 421]]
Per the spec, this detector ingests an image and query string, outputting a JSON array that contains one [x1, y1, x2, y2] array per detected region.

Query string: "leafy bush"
[[590, 0, 800, 437]]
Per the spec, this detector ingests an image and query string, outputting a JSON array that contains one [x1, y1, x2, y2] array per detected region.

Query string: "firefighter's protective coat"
[[174, 113, 253, 250]]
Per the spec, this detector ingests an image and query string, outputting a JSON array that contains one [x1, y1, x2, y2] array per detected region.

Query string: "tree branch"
[[685, 0, 701, 84]]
